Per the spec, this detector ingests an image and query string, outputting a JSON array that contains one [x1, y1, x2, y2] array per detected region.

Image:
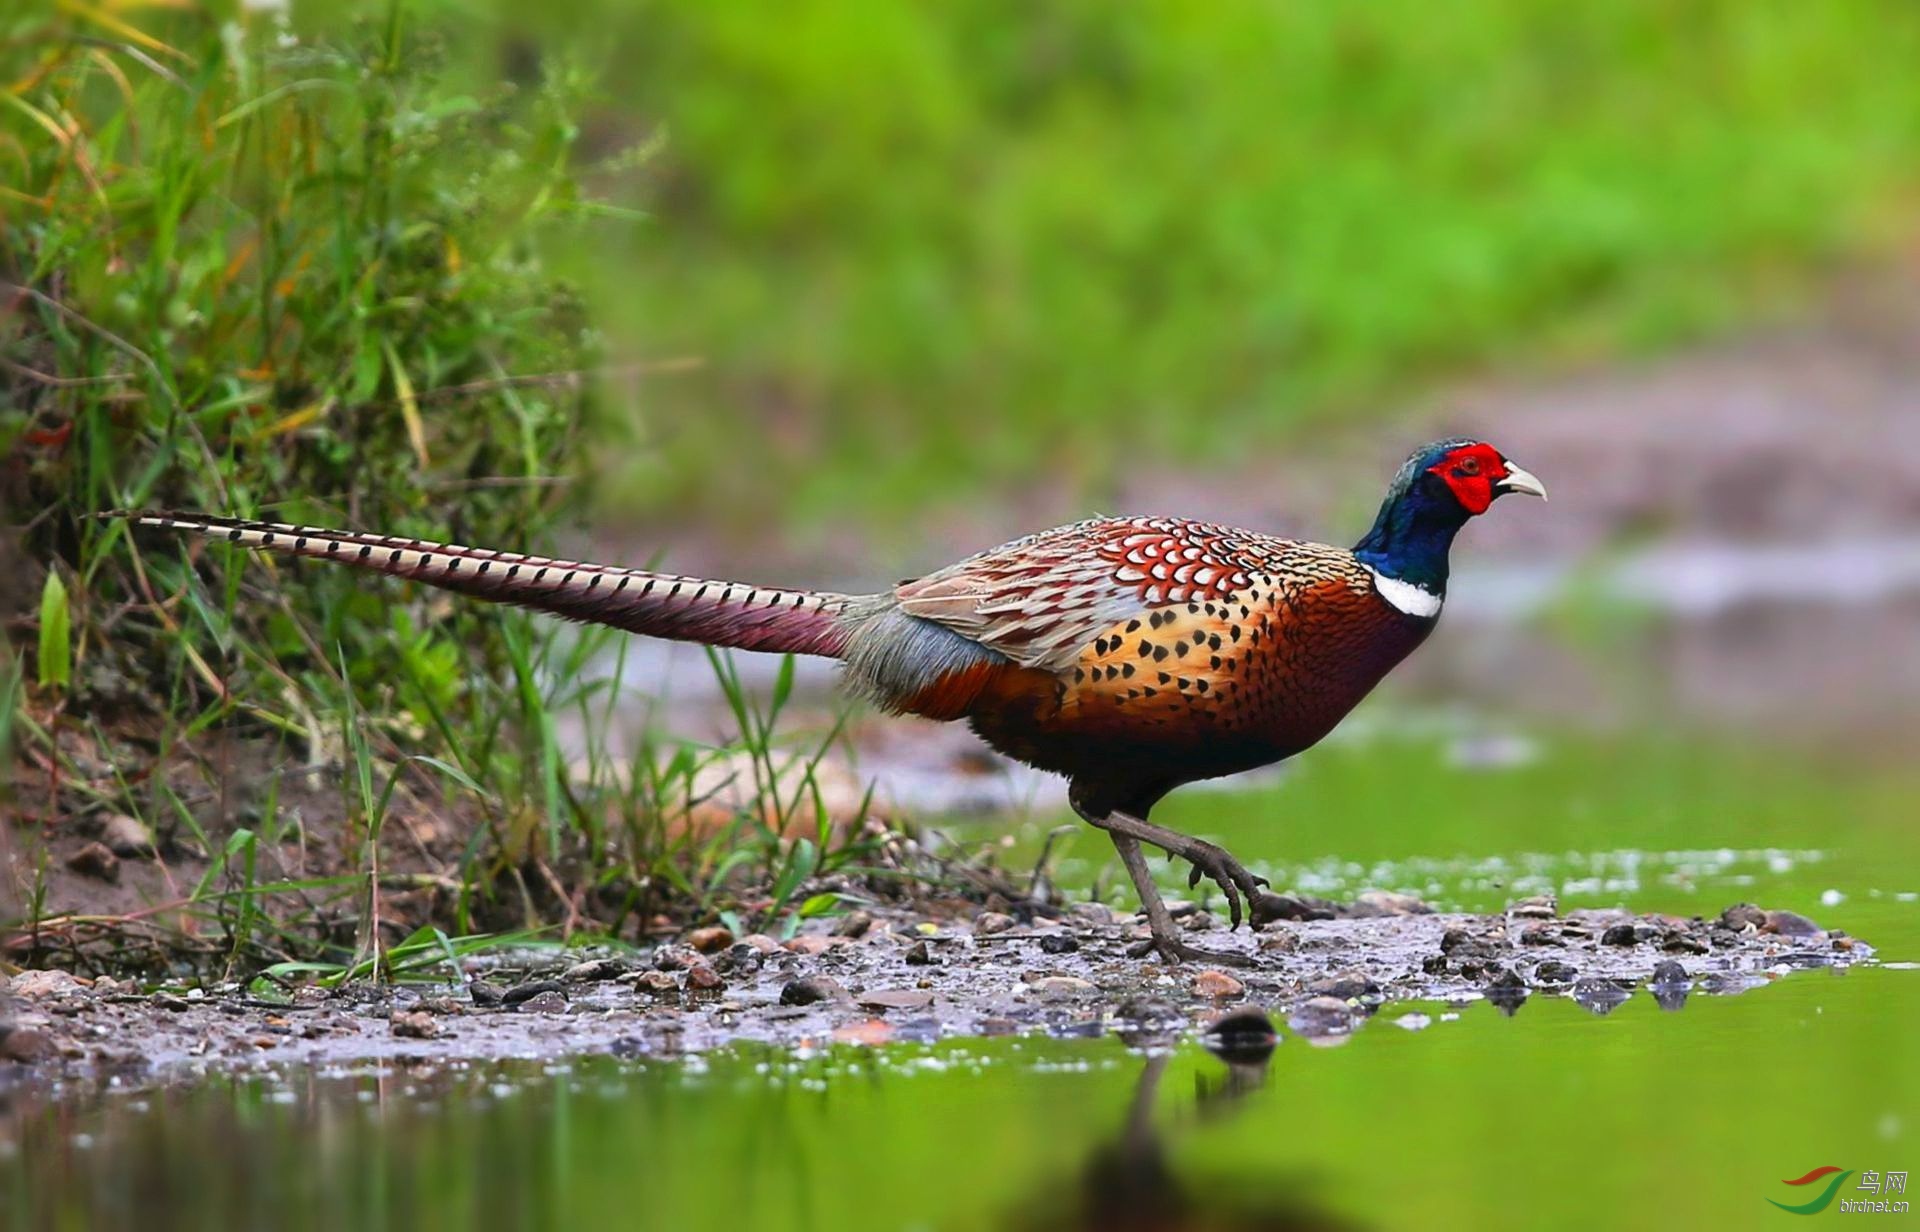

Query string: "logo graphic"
[[1769, 1167, 1853, 1215]]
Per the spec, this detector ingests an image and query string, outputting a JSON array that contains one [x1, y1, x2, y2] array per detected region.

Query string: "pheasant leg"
[[1092, 811, 1271, 929], [1107, 833, 1255, 967]]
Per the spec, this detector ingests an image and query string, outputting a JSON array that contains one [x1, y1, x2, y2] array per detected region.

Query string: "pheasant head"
[[1352, 437, 1547, 607]]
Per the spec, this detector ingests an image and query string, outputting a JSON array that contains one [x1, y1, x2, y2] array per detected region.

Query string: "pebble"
[[686, 927, 735, 954], [1648, 960, 1691, 988], [903, 941, 935, 966], [1191, 970, 1245, 1000], [1763, 910, 1825, 938], [65, 842, 121, 883], [783, 936, 834, 956], [1349, 890, 1432, 917], [502, 981, 566, 1007], [685, 966, 725, 993], [1038, 934, 1079, 955], [1, 1026, 53, 1063], [1308, 973, 1379, 1002], [1508, 894, 1558, 919], [779, 976, 846, 1007], [1202, 1007, 1277, 1061], [634, 971, 679, 995], [974, 912, 1015, 936], [1258, 930, 1300, 953], [1028, 975, 1098, 1001], [151, 991, 191, 1012], [1287, 996, 1355, 1037], [9, 970, 87, 999], [857, 989, 934, 1012], [469, 983, 505, 1007], [1720, 903, 1768, 932], [1532, 960, 1578, 985], [1571, 977, 1633, 1016], [833, 912, 874, 939], [739, 934, 784, 955], [1601, 923, 1640, 946], [101, 814, 157, 859], [515, 990, 568, 1014], [389, 1011, 440, 1039], [564, 959, 626, 983]]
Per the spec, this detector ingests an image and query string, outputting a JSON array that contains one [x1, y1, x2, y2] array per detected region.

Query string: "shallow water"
[[6, 964, 1914, 1231], [7, 729, 1916, 1232]]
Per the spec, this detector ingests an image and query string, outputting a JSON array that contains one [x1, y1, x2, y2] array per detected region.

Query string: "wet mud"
[[0, 895, 1870, 1092]]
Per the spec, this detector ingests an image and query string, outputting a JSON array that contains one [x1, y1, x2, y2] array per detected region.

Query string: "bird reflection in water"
[[1017, 1008, 1364, 1232]]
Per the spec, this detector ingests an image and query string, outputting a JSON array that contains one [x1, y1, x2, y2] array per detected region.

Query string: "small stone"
[[151, 991, 191, 1012], [779, 976, 845, 1007], [1259, 930, 1300, 953], [1720, 903, 1768, 932], [100, 814, 156, 859], [1508, 894, 1558, 919], [1287, 996, 1355, 1037], [1307, 973, 1379, 1001], [1029, 975, 1098, 1001], [1201, 1007, 1277, 1061], [784, 936, 833, 956], [1660, 930, 1710, 955], [1649, 960, 1691, 988], [1038, 934, 1080, 955], [686, 927, 735, 954], [1191, 970, 1244, 1000], [685, 966, 725, 993], [516, 990, 568, 1014], [1763, 910, 1825, 938], [832, 911, 873, 939], [1532, 960, 1578, 985], [858, 989, 934, 1012], [389, 1010, 440, 1039], [9, 970, 87, 999], [1519, 923, 1557, 945], [635, 971, 678, 995], [564, 959, 625, 982], [469, 983, 506, 1007], [1348, 890, 1432, 917], [1, 1026, 54, 1063], [1069, 901, 1118, 926], [65, 842, 120, 883], [739, 934, 783, 955], [1600, 923, 1639, 946], [503, 980, 566, 1007], [904, 940, 935, 966], [1571, 977, 1633, 1016], [974, 912, 1015, 936]]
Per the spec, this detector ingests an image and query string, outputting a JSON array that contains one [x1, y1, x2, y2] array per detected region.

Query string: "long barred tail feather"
[[106, 511, 856, 659]]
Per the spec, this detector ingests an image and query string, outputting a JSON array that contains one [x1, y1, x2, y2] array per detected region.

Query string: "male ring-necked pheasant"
[[113, 437, 1544, 964]]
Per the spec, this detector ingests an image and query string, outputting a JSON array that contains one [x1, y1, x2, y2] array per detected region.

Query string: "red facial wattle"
[[1426, 443, 1509, 515]]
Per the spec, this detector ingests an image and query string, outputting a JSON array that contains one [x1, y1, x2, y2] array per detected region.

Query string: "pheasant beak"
[[1496, 463, 1548, 501]]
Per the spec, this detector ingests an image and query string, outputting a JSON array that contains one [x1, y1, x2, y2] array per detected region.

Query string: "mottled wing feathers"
[[894, 517, 1367, 675]]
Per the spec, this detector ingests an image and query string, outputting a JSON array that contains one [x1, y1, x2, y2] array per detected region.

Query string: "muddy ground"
[[0, 893, 1871, 1092]]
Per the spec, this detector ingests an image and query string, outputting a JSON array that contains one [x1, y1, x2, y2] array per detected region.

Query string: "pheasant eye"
[[1456, 457, 1480, 476]]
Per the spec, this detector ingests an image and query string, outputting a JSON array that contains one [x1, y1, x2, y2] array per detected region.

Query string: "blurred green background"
[[523, 0, 1920, 526]]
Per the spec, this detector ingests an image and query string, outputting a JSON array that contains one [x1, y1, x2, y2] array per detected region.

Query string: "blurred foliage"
[[1, 2, 604, 722], [516, 0, 1920, 524]]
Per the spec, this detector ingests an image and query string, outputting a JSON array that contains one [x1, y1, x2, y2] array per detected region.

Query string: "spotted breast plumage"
[[108, 437, 1546, 965]]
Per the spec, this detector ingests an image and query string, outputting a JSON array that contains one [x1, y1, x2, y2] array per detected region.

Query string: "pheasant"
[[110, 437, 1544, 964]]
